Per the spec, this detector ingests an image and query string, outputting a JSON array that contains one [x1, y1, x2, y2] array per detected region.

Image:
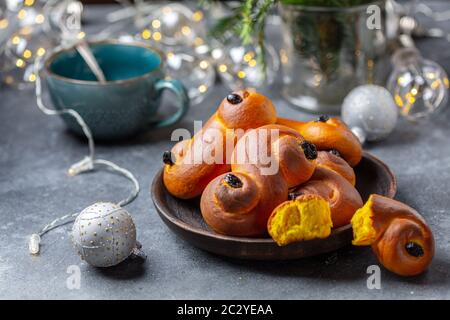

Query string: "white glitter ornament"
[[72, 202, 143, 268], [29, 52, 143, 267], [341, 84, 398, 143]]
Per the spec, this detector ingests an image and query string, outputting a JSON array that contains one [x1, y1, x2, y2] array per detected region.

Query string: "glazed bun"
[[200, 125, 317, 237], [277, 115, 362, 167], [316, 150, 356, 186], [352, 194, 435, 276], [290, 167, 363, 228], [163, 90, 277, 199]]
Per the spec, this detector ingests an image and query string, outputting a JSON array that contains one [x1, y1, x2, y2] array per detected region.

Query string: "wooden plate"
[[151, 152, 396, 260]]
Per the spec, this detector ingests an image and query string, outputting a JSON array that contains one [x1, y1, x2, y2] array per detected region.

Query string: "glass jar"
[[279, 0, 390, 113]]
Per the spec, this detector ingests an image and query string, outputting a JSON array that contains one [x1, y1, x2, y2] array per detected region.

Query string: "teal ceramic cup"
[[44, 40, 189, 140]]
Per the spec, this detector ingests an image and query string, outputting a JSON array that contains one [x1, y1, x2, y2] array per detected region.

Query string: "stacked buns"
[[161, 90, 434, 276]]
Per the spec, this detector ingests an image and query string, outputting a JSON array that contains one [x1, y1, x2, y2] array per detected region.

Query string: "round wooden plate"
[[151, 152, 396, 260]]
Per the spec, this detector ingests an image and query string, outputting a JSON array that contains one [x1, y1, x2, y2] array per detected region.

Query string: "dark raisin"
[[162, 151, 175, 166], [405, 242, 424, 257], [329, 149, 341, 158], [224, 173, 243, 188], [317, 115, 330, 122], [301, 141, 318, 160], [226, 93, 243, 105], [288, 191, 303, 200]]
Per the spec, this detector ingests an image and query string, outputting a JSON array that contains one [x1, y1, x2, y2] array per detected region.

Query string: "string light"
[[280, 49, 288, 64], [388, 48, 449, 119], [16, 59, 25, 68], [152, 19, 161, 29], [18, 9, 27, 20], [138, 3, 205, 47], [4, 76, 14, 85], [36, 47, 46, 57], [141, 29, 151, 40], [192, 11, 203, 22], [193, 37, 203, 46], [0, 19, 8, 29], [23, 49, 33, 59], [243, 52, 253, 62], [28, 73, 36, 82], [425, 72, 436, 80], [215, 43, 279, 91], [29, 49, 144, 265], [77, 31, 85, 39], [165, 50, 214, 105], [12, 36, 21, 45], [248, 59, 257, 67], [35, 14, 45, 24], [20, 26, 33, 36], [129, 3, 211, 104], [153, 32, 162, 41], [218, 64, 228, 73], [181, 26, 191, 36]]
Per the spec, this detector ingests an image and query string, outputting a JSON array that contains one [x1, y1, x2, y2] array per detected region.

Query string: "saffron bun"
[[316, 150, 356, 186], [290, 167, 363, 228], [200, 124, 317, 237], [352, 194, 435, 276], [276, 116, 363, 167], [163, 90, 277, 199]]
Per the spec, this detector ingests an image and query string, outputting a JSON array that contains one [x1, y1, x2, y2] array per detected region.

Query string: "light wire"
[[29, 44, 140, 255]]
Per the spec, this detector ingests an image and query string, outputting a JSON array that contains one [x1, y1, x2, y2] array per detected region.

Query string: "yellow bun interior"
[[351, 195, 377, 246], [268, 196, 333, 246]]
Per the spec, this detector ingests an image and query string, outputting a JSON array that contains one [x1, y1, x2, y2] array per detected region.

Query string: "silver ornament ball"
[[341, 84, 398, 143], [72, 202, 137, 267]]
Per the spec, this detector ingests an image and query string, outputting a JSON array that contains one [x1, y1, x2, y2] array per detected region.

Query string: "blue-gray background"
[[1, 1, 449, 299]]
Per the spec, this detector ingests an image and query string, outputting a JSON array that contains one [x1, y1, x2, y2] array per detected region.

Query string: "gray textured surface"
[[1, 2, 450, 300]]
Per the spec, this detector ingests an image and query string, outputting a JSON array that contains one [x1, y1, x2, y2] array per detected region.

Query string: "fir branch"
[[210, 14, 242, 43], [281, 0, 374, 5], [240, 0, 256, 45], [203, 0, 375, 76], [254, 0, 275, 76]]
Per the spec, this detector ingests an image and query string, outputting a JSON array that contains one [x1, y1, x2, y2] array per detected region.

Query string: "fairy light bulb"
[[0, 18, 9, 29], [165, 51, 215, 105], [136, 3, 205, 49], [215, 42, 279, 91], [2, 23, 54, 88], [387, 47, 449, 120]]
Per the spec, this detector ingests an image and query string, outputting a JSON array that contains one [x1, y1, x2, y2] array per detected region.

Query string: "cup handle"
[[152, 79, 190, 128]]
